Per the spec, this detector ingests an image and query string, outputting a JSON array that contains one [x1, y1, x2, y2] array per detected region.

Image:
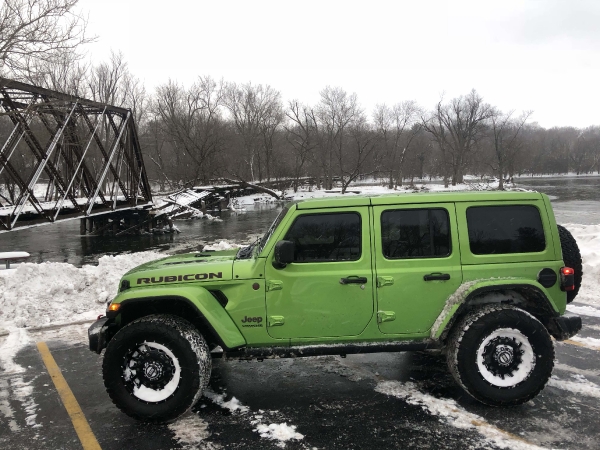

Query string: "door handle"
[[340, 276, 368, 285], [423, 273, 451, 281]]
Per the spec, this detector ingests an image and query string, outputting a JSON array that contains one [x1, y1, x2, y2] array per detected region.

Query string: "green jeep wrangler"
[[89, 191, 583, 422]]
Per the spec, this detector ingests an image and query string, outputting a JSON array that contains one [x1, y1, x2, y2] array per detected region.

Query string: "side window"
[[284, 213, 361, 262], [467, 205, 545, 255], [381, 209, 451, 259]]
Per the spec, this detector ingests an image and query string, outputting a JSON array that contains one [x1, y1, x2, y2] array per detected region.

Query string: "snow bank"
[[564, 224, 600, 308], [0, 251, 164, 330]]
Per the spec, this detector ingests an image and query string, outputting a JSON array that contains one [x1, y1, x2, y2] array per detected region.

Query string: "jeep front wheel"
[[102, 314, 211, 422], [447, 305, 554, 406]]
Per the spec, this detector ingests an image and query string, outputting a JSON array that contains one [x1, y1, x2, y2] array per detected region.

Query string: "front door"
[[265, 207, 374, 340], [373, 203, 463, 335]]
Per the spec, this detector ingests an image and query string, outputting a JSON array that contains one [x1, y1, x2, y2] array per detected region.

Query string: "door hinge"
[[268, 316, 285, 327], [377, 311, 396, 323], [377, 276, 394, 288], [266, 280, 283, 292]]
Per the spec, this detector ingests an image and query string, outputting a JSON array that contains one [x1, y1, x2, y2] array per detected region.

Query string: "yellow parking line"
[[37, 341, 102, 450]]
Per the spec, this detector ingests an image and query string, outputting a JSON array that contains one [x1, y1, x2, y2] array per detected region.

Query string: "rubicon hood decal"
[[137, 272, 223, 284]]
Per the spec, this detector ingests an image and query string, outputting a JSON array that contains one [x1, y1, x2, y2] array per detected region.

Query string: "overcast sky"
[[78, 0, 600, 128]]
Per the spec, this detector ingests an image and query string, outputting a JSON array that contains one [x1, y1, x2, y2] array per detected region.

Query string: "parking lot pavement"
[[1, 306, 599, 450]]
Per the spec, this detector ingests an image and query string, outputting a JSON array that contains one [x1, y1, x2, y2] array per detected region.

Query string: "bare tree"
[[489, 110, 532, 189], [373, 101, 421, 187], [423, 90, 494, 185], [338, 115, 377, 194], [0, 0, 93, 77], [285, 100, 318, 191], [23, 52, 89, 96], [224, 82, 282, 182], [153, 76, 226, 186], [317, 86, 361, 189]]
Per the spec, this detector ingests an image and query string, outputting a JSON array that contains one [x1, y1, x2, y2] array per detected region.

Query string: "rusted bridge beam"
[[0, 77, 152, 232]]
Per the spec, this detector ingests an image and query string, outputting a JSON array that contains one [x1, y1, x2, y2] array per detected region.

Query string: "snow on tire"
[[557, 224, 583, 303], [102, 314, 211, 423], [447, 304, 554, 406]]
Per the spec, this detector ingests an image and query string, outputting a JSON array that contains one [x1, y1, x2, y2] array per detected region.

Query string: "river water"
[[0, 176, 598, 266]]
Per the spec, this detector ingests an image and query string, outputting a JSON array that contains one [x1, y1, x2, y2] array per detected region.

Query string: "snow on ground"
[[547, 374, 600, 399], [569, 336, 600, 350], [200, 388, 303, 447], [168, 413, 218, 450], [375, 381, 545, 450]]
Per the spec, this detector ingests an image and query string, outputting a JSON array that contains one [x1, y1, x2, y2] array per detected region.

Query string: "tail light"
[[560, 267, 575, 291]]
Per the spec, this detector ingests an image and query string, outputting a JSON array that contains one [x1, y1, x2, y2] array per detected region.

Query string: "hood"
[[122, 249, 238, 288]]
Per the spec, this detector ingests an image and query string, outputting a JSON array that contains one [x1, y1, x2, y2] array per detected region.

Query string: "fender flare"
[[430, 279, 559, 341], [109, 286, 247, 349]]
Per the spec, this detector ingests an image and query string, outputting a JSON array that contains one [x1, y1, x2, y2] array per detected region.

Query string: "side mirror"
[[273, 240, 294, 269]]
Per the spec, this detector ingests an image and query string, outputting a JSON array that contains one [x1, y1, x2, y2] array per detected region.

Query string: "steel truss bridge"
[[0, 77, 152, 232]]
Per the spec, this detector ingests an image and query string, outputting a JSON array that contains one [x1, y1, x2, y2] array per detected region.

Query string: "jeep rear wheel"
[[447, 305, 554, 406], [557, 224, 583, 303], [103, 314, 211, 422]]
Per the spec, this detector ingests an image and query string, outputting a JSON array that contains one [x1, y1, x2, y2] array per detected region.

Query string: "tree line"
[[2, 0, 600, 195]]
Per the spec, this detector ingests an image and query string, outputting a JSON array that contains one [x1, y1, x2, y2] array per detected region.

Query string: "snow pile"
[[376, 381, 544, 450], [253, 422, 304, 447], [168, 413, 218, 450], [202, 241, 242, 251], [564, 224, 600, 308], [203, 388, 249, 413], [0, 251, 164, 330], [0, 328, 30, 373]]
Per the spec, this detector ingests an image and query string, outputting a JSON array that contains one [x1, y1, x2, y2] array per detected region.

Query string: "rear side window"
[[381, 209, 451, 259], [467, 205, 545, 255], [284, 213, 361, 262]]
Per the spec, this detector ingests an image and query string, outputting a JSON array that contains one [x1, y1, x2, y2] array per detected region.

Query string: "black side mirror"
[[273, 240, 294, 269]]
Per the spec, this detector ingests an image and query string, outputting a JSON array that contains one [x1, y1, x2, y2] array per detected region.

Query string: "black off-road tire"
[[447, 304, 554, 406], [102, 314, 211, 423], [557, 224, 583, 303]]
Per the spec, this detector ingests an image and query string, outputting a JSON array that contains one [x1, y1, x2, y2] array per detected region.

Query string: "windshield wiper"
[[236, 236, 260, 260]]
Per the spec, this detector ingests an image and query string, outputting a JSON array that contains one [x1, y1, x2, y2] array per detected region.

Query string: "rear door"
[[373, 203, 463, 335]]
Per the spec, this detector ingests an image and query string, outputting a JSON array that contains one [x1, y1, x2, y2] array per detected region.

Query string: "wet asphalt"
[[1, 304, 600, 450]]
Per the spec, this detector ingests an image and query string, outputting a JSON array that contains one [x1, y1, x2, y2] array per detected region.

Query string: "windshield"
[[257, 206, 289, 254], [235, 206, 290, 260]]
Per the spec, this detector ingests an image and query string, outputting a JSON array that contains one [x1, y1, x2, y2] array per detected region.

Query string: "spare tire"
[[557, 224, 583, 303]]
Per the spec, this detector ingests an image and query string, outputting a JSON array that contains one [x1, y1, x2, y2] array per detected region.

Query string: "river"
[[0, 176, 598, 266]]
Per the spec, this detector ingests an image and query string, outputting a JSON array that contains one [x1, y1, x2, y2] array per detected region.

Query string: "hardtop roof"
[[295, 190, 543, 209]]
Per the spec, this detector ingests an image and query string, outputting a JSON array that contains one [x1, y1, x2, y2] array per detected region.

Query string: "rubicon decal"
[[137, 272, 223, 284]]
